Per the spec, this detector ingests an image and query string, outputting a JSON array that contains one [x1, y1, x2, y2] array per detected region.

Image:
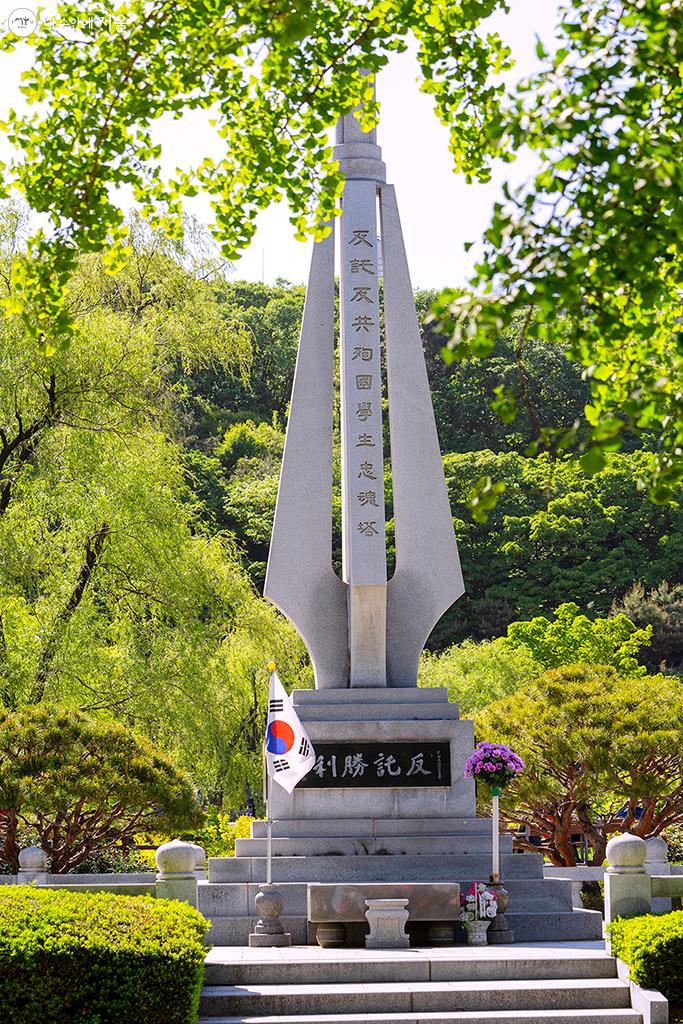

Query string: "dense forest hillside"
[[178, 278, 682, 650]]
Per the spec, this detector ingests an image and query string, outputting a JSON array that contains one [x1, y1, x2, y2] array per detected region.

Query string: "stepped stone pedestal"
[[203, 688, 603, 946]]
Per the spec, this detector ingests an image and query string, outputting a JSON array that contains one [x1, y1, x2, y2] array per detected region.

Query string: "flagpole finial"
[[268, 661, 276, 672]]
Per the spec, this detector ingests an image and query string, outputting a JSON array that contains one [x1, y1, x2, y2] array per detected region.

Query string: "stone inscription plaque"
[[299, 741, 451, 789]]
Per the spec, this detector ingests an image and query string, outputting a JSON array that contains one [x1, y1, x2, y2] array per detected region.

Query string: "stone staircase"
[[198, 945, 642, 1024], [200, 817, 602, 945]]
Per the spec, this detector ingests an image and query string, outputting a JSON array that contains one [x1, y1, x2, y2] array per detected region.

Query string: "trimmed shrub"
[[0, 886, 209, 1024], [609, 911, 683, 1003]]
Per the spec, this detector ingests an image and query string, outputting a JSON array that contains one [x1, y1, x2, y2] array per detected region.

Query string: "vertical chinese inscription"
[[340, 180, 386, 587]]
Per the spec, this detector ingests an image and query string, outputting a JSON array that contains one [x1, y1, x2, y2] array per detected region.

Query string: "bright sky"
[[0, 0, 561, 289]]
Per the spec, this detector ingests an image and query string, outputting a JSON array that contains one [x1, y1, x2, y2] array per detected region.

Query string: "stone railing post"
[[188, 842, 206, 880], [18, 846, 48, 884], [155, 840, 198, 908], [645, 836, 671, 914], [604, 833, 651, 929]]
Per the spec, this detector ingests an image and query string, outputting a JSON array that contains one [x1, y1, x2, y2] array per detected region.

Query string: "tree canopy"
[[0, 0, 510, 355], [505, 602, 652, 677], [0, 704, 202, 872], [0, 214, 310, 805], [475, 664, 683, 866]]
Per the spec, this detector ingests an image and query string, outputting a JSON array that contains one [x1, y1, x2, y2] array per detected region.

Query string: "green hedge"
[[0, 886, 210, 1024], [609, 911, 683, 1003]]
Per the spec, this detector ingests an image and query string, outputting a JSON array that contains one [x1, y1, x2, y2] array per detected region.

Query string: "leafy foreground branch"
[[436, 0, 683, 502], [0, 0, 511, 354]]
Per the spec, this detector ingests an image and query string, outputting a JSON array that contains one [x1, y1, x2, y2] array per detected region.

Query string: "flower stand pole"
[[491, 787, 500, 883], [487, 785, 515, 944]]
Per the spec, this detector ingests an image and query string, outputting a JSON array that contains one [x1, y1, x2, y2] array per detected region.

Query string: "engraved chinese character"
[[313, 754, 337, 779], [352, 346, 373, 361], [358, 521, 379, 536], [358, 490, 379, 507], [356, 433, 375, 447], [341, 753, 368, 778], [349, 229, 373, 247], [356, 401, 372, 421], [406, 753, 431, 777], [355, 374, 372, 390], [374, 753, 401, 777], [352, 315, 375, 333], [350, 259, 374, 275], [351, 286, 373, 303], [358, 462, 377, 480]]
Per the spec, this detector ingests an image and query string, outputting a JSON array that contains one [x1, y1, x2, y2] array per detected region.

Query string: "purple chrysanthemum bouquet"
[[464, 741, 525, 796]]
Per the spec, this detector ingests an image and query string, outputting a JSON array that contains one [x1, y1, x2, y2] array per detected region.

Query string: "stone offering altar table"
[[307, 880, 460, 948]]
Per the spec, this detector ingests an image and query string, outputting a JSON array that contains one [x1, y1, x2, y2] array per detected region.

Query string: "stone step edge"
[[202, 953, 615, 969], [197, 1010, 642, 1024], [201, 979, 628, 996], [250, 819, 497, 837]]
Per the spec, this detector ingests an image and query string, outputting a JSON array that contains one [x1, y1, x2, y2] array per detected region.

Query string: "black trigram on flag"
[[273, 758, 289, 772], [299, 738, 311, 757], [269, 699, 284, 713]]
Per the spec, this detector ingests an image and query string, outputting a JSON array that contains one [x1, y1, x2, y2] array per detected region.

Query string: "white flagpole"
[[265, 661, 276, 886], [266, 768, 273, 886]]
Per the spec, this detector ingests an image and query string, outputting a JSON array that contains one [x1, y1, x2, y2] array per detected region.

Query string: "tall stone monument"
[[258, 93, 474, 829], [205, 92, 603, 949], [265, 103, 464, 692]]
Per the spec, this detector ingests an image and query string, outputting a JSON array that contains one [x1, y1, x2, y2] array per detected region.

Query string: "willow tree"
[[0, 210, 309, 802]]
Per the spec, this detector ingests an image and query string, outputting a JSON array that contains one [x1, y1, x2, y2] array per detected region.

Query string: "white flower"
[[486, 906, 497, 918]]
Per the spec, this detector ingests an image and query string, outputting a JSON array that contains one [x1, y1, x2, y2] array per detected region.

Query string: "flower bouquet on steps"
[[460, 882, 498, 946]]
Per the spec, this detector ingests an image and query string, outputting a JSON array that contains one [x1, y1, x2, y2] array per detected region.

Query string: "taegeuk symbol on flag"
[[265, 665, 315, 793]]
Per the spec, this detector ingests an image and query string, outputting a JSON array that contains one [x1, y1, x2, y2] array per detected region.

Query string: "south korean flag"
[[265, 664, 316, 793]]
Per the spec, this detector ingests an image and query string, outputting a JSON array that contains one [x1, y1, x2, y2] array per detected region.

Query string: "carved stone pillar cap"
[[18, 846, 48, 870], [645, 836, 668, 864], [606, 832, 647, 871], [186, 842, 206, 868], [156, 838, 197, 877]]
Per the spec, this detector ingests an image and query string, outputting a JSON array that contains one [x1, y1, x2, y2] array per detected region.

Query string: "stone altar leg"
[[364, 898, 409, 949]]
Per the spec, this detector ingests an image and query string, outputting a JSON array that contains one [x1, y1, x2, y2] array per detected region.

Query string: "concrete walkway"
[[205, 941, 608, 965]]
